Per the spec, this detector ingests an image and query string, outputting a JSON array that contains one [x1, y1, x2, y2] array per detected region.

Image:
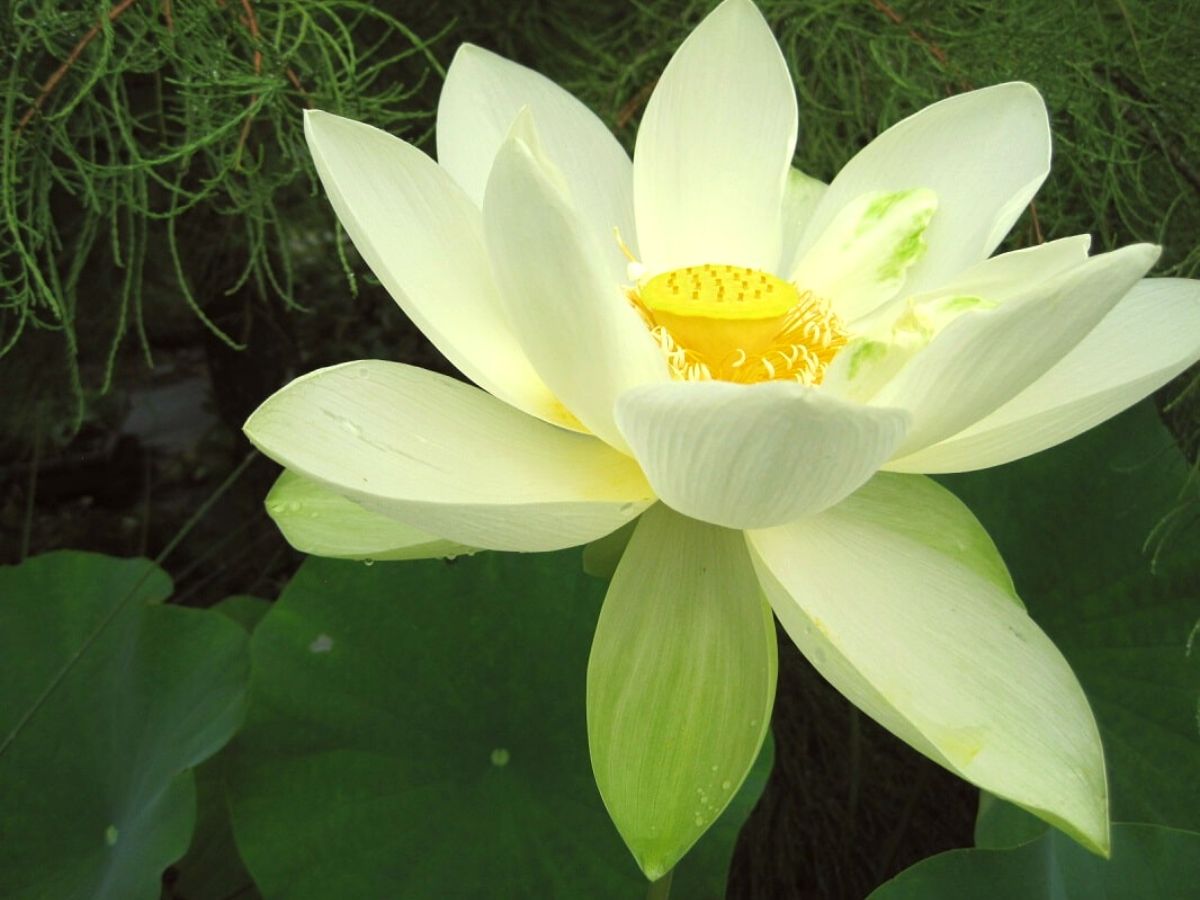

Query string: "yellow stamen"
[[629, 263, 848, 385]]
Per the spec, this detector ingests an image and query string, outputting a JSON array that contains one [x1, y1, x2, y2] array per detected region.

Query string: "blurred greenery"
[[2, 0, 1196, 442]]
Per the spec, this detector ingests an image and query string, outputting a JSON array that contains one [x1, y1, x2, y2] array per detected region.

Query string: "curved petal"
[[483, 114, 669, 451], [588, 504, 776, 880], [437, 44, 636, 282], [265, 470, 474, 561], [888, 277, 1200, 473], [633, 0, 797, 275], [875, 243, 1160, 457], [797, 83, 1051, 294], [244, 361, 655, 552], [821, 236, 1093, 404], [778, 167, 827, 277], [303, 110, 574, 429], [791, 188, 938, 321], [747, 474, 1108, 855], [614, 380, 910, 529]]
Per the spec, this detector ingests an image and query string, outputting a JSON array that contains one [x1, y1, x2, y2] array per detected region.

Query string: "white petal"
[[483, 115, 669, 451], [791, 188, 938, 322], [748, 474, 1108, 854], [798, 83, 1051, 294], [889, 277, 1200, 472], [821, 236, 1093, 404], [778, 168, 827, 277], [633, 0, 797, 274], [437, 44, 636, 282], [244, 361, 654, 552], [266, 470, 473, 561], [615, 380, 910, 529], [875, 243, 1160, 457], [303, 110, 574, 429]]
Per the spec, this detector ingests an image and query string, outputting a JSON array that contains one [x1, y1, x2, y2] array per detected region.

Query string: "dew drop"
[[363, 558, 375, 567], [490, 747, 511, 767], [721, 780, 732, 791], [694, 814, 705, 826], [104, 825, 118, 846], [309, 633, 334, 653], [710, 764, 719, 773]]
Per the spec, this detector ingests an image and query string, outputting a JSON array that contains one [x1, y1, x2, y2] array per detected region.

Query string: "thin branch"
[[17, 0, 140, 133]]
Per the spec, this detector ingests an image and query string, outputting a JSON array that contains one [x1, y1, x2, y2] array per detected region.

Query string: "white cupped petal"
[[615, 380, 910, 529], [748, 473, 1108, 855], [303, 110, 574, 429], [244, 361, 654, 552], [798, 83, 1051, 294], [821, 236, 1094, 405], [889, 277, 1200, 473], [266, 470, 474, 561], [438, 44, 636, 282], [778, 168, 828, 277], [792, 188, 938, 322], [633, 0, 797, 275], [483, 114, 669, 451], [876, 243, 1160, 458]]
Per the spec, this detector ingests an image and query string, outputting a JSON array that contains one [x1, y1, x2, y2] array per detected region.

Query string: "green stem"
[[646, 869, 674, 900]]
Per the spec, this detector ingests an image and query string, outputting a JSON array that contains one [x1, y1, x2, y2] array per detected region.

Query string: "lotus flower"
[[244, 0, 1200, 879]]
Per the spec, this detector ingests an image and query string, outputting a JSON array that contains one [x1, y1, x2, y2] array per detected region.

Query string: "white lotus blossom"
[[245, 0, 1200, 874]]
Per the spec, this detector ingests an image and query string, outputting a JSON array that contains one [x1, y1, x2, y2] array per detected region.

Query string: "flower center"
[[629, 264, 848, 385]]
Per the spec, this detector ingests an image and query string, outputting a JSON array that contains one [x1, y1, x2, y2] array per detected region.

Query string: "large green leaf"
[[940, 402, 1200, 844], [226, 551, 771, 898], [867, 823, 1200, 899], [165, 596, 271, 900], [0, 552, 250, 900]]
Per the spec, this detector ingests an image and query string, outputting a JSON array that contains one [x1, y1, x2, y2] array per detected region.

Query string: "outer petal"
[[633, 0, 797, 274], [483, 114, 669, 451], [303, 110, 574, 429], [588, 504, 776, 880], [888, 278, 1200, 473], [614, 380, 910, 529], [265, 470, 473, 561], [437, 44, 636, 282], [747, 473, 1108, 855], [821, 236, 1093, 404], [797, 83, 1051, 294], [243, 361, 654, 552], [875, 243, 1160, 457]]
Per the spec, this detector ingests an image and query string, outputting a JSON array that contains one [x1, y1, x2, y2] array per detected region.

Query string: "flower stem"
[[646, 869, 674, 900]]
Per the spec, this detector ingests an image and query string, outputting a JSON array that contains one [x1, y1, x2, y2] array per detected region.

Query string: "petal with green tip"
[[587, 504, 777, 880], [747, 474, 1109, 856], [266, 470, 474, 561]]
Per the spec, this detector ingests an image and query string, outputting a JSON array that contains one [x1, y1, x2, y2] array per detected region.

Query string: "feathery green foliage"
[[1, 0, 1197, 440], [2, 0, 445, 428]]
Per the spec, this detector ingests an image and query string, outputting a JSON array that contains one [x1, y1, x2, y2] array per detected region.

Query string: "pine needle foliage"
[[2, 0, 446, 427], [1, 0, 1197, 438]]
